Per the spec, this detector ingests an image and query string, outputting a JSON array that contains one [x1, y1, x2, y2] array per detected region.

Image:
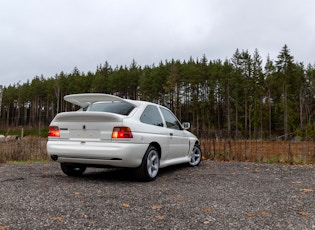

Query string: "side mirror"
[[182, 122, 191, 130]]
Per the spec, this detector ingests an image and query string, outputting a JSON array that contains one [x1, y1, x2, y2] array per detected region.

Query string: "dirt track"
[[1, 161, 315, 229]]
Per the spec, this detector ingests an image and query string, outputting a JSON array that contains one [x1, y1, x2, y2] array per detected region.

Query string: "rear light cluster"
[[112, 127, 133, 138], [48, 126, 133, 139], [48, 126, 60, 137]]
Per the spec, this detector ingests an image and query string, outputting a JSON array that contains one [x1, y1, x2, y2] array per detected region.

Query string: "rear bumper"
[[47, 140, 149, 168]]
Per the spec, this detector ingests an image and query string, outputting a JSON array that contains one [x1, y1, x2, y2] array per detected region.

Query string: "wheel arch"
[[194, 139, 201, 146], [149, 141, 161, 159]]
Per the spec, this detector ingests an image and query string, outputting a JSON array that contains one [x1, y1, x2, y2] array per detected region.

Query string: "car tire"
[[60, 163, 86, 177], [135, 145, 160, 181], [188, 144, 202, 167]]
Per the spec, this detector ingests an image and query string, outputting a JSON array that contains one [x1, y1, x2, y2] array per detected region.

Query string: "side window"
[[160, 107, 182, 130], [140, 105, 164, 127]]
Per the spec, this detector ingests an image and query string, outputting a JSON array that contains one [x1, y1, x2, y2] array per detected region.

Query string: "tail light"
[[112, 127, 133, 138], [48, 126, 60, 137]]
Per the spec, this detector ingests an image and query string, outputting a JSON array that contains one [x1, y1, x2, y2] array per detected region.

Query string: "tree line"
[[1, 44, 315, 140]]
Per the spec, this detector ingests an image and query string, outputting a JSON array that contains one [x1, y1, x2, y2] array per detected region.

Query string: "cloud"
[[1, 0, 314, 87]]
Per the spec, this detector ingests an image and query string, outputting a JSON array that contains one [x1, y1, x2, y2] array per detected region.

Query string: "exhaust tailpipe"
[[51, 155, 58, 161]]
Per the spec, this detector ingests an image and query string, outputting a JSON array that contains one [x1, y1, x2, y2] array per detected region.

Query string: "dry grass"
[[0, 137, 49, 163], [201, 139, 315, 164], [1, 137, 315, 164]]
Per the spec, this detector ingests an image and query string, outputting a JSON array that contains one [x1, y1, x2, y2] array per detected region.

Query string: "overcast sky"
[[1, 0, 314, 87]]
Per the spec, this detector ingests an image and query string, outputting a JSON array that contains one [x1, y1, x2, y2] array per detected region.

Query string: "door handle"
[[170, 133, 173, 136]]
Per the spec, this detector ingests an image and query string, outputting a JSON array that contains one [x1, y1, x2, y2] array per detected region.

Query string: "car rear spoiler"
[[64, 93, 136, 108]]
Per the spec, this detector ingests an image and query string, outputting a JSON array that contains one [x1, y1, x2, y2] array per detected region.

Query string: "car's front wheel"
[[188, 144, 202, 166], [135, 145, 160, 181], [60, 163, 86, 177]]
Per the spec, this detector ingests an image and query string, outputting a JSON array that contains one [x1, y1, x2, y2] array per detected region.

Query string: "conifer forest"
[[2, 45, 315, 141]]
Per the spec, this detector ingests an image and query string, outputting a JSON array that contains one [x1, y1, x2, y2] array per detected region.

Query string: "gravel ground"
[[0, 160, 315, 230]]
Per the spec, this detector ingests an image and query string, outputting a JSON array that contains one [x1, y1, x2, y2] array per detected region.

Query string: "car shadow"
[[81, 168, 138, 182], [77, 163, 191, 183]]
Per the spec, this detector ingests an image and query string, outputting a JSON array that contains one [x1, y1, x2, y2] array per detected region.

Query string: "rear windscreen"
[[89, 102, 135, 115]]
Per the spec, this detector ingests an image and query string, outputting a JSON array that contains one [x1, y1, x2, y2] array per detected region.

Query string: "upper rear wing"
[[64, 93, 136, 108]]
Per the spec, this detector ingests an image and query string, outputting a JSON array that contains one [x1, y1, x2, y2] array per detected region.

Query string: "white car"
[[47, 93, 202, 181]]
